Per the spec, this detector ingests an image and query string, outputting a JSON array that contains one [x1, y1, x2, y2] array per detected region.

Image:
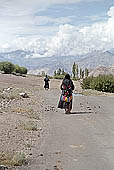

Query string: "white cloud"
[[107, 6, 114, 18], [0, 1, 113, 57], [12, 5, 114, 58], [44, 20, 114, 56]]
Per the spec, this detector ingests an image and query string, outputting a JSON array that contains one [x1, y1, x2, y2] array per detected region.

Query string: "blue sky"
[[0, 0, 114, 57], [37, 0, 114, 25]]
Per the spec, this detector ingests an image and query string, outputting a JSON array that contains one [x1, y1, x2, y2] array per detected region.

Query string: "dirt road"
[[31, 85, 114, 170], [0, 75, 114, 170]]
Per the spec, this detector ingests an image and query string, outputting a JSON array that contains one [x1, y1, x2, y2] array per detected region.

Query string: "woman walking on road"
[[44, 75, 50, 90]]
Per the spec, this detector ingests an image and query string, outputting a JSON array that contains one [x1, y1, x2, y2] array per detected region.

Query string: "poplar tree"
[[57, 68, 61, 75], [76, 64, 79, 78], [80, 68, 82, 79], [62, 69, 65, 75], [72, 62, 76, 78], [85, 68, 89, 77], [82, 70, 84, 79], [54, 70, 56, 76]]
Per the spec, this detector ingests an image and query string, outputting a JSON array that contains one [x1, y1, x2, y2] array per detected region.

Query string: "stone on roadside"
[[0, 165, 8, 170], [19, 92, 29, 98], [6, 87, 13, 91]]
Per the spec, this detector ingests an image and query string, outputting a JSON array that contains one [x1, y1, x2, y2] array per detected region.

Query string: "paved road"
[[33, 89, 114, 170]]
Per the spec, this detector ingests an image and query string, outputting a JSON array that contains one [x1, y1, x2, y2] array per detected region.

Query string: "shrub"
[[0, 152, 26, 166], [54, 75, 65, 79], [0, 62, 28, 75], [20, 67, 28, 74], [82, 74, 114, 93], [0, 61, 15, 74], [14, 64, 21, 73], [82, 76, 94, 89]]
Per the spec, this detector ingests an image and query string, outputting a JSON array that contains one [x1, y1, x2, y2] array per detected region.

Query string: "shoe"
[[65, 110, 70, 114]]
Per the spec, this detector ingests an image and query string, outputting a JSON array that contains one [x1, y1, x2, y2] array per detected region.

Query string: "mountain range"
[[0, 49, 114, 75]]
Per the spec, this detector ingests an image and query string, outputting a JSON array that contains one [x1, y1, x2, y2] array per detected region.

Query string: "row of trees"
[[0, 61, 28, 74], [82, 74, 114, 93], [53, 63, 89, 80], [53, 68, 67, 79], [72, 62, 89, 79], [54, 68, 66, 76]]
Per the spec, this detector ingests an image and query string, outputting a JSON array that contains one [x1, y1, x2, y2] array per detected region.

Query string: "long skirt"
[[58, 95, 72, 110]]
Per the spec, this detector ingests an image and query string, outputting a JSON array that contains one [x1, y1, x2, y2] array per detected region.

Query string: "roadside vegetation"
[[0, 151, 26, 166], [53, 68, 67, 79], [0, 61, 28, 75], [20, 121, 38, 131], [82, 74, 114, 93]]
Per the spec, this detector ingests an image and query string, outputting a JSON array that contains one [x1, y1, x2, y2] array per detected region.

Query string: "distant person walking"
[[44, 75, 50, 90]]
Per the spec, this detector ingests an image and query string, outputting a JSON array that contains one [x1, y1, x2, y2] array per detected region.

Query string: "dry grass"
[[0, 152, 26, 166], [11, 107, 33, 114], [82, 89, 114, 97], [81, 89, 104, 96], [11, 107, 40, 120], [0, 88, 22, 100], [20, 121, 38, 131]]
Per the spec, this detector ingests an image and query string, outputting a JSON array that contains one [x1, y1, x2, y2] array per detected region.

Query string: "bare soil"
[[0, 74, 46, 169], [0, 74, 114, 170]]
